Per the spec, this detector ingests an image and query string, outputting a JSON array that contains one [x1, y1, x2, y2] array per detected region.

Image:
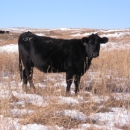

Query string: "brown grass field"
[[0, 29, 130, 129]]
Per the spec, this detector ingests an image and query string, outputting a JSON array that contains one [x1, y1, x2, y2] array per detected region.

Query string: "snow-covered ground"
[[1, 71, 130, 130], [101, 42, 130, 51], [1, 27, 130, 36], [0, 28, 130, 130], [0, 44, 18, 53]]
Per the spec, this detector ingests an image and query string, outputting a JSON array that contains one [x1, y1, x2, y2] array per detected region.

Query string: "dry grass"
[[0, 30, 130, 129], [0, 53, 18, 72], [0, 33, 19, 45], [18, 101, 110, 129]]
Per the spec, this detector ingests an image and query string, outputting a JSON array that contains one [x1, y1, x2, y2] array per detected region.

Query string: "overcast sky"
[[0, 0, 130, 29]]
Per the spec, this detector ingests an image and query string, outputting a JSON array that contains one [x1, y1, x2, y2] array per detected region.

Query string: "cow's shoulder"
[[19, 31, 36, 42], [69, 39, 85, 51]]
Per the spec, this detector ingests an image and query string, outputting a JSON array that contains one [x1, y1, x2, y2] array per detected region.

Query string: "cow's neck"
[[85, 57, 93, 71]]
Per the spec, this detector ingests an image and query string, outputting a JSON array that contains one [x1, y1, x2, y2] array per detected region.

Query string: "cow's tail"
[[19, 54, 23, 80]]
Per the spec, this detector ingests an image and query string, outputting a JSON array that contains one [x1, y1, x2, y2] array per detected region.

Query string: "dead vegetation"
[[0, 29, 130, 129]]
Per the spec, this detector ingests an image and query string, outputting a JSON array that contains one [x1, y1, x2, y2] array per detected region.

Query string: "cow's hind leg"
[[66, 69, 74, 96], [27, 67, 36, 93], [74, 75, 81, 95], [22, 59, 35, 93]]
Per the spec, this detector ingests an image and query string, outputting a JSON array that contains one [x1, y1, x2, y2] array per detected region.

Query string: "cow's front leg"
[[22, 69, 28, 93], [74, 75, 81, 95], [27, 67, 36, 93], [66, 69, 74, 96]]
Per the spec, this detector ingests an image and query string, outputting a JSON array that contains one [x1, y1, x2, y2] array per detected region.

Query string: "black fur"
[[0, 30, 5, 34], [18, 31, 108, 95]]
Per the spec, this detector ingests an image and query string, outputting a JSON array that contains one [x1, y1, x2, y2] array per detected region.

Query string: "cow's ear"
[[81, 37, 89, 45], [100, 37, 108, 44]]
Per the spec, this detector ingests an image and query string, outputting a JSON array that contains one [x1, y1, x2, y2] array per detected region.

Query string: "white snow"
[[10, 109, 34, 117], [78, 123, 121, 130], [88, 95, 109, 103], [89, 107, 130, 128], [1, 28, 130, 129], [1, 72, 130, 129], [0, 44, 18, 53], [1, 27, 41, 33], [56, 109, 87, 121], [101, 32, 130, 38], [71, 32, 97, 37], [112, 93, 130, 100], [0, 115, 58, 130], [70, 29, 130, 38], [101, 42, 130, 51], [58, 96, 79, 105], [59, 28, 71, 30], [64, 109, 87, 121], [12, 91, 47, 107], [35, 33, 45, 36], [21, 124, 50, 130], [100, 29, 130, 33], [54, 81, 67, 88]]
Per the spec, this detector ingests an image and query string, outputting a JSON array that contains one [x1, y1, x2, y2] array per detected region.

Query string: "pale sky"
[[0, 0, 130, 29]]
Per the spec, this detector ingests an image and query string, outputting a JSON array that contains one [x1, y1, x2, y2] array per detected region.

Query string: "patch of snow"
[[78, 123, 121, 130], [59, 28, 70, 30], [1, 27, 40, 33], [101, 42, 130, 51], [0, 44, 18, 53], [101, 32, 130, 37], [54, 81, 67, 88], [0, 116, 19, 130], [58, 96, 79, 105], [64, 109, 87, 121], [0, 89, 11, 99], [54, 28, 80, 31], [90, 95, 109, 103], [55, 109, 87, 122], [10, 109, 34, 117], [35, 33, 45, 36], [21, 124, 51, 130], [90, 107, 130, 128], [10, 101, 26, 108], [0, 115, 64, 130], [112, 93, 130, 100], [34, 83, 46, 88], [100, 29, 130, 33], [71, 32, 97, 37], [12, 91, 46, 107]]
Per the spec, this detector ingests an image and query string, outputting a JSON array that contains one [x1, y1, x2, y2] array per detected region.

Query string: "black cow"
[[18, 32, 108, 96], [0, 30, 5, 34], [6, 31, 10, 34]]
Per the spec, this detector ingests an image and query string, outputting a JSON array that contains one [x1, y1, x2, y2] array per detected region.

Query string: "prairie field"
[[0, 28, 130, 130]]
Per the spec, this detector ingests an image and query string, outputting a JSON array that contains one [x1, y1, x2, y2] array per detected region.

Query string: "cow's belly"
[[32, 58, 66, 73], [31, 55, 84, 74]]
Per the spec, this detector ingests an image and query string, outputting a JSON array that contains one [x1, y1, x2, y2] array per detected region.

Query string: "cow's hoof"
[[22, 84, 27, 93], [66, 91, 71, 97], [30, 87, 36, 93], [75, 92, 79, 96]]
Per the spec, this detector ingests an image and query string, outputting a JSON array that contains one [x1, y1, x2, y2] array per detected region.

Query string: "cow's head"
[[82, 34, 108, 58]]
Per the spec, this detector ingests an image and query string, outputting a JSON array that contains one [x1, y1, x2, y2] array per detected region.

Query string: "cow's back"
[[18, 32, 86, 74]]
